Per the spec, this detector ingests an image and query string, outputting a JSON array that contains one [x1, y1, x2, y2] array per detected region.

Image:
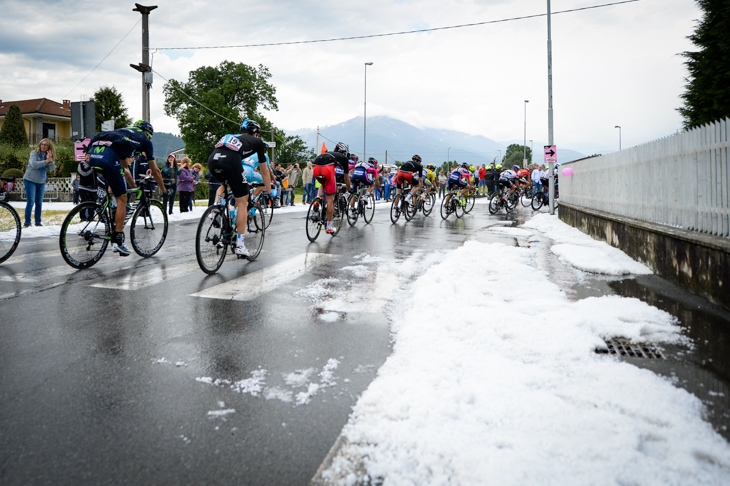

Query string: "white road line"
[[89, 261, 200, 290], [192, 253, 338, 301]]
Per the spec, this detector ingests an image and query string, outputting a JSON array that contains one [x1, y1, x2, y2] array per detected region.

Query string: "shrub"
[[2, 168, 24, 179]]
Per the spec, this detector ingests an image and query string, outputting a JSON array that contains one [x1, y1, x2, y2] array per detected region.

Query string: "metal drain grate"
[[600, 338, 665, 359]]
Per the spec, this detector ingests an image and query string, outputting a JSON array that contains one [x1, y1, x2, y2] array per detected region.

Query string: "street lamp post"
[[364, 62, 373, 162], [448, 146, 451, 168], [615, 125, 622, 151], [530, 139, 533, 165], [523, 100, 529, 168]]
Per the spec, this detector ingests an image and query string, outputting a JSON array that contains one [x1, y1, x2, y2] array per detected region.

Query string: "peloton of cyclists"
[[207, 119, 272, 257], [86, 120, 166, 256], [497, 165, 528, 201], [312, 141, 352, 234]]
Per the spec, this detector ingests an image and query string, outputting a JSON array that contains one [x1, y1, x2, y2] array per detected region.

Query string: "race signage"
[[544, 145, 557, 164]]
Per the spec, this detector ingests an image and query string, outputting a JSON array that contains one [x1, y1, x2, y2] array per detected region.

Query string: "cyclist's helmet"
[[426, 164, 436, 171], [241, 119, 261, 135], [368, 157, 378, 164], [461, 162, 469, 169], [512, 165, 520, 171], [134, 120, 154, 139], [412, 155, 422, 164], [469, 165, 476, 173], [496, 164, 502, 169], [350, 154, 359, 163], [335, 142, 349, 154]]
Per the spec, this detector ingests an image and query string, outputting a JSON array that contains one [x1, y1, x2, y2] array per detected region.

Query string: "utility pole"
[[130, 4, 157, 122], [547, 0, 556, 215]]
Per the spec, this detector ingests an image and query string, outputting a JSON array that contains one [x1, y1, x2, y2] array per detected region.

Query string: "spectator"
[[161, 154, 179, 215], [302, 161, 314, 204], [288, 163, 301, 206], [177, 157, 195, 213], [72, 174, 80, 204], [23, 138, 56, 227], [190, 163, 202, 211], [273, 164, 286, 207], [478, 164, 487, 195], [438, 170, 447, 198]]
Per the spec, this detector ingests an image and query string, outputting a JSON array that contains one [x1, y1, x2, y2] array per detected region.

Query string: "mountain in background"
[[288, 116, 586, 165], [151, 132, 185, 161]]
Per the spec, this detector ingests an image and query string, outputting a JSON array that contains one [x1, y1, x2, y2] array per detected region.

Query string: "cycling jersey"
[[207, 133, 267, 198], [447, 168, 470, 189], [86, 128, 155, 197], [242, 153, 271, 185], [421, 168, 436, 187]]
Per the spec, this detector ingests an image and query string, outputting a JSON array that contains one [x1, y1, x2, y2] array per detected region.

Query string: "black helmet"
[[412, 155, 422, 164], [368, 157, 378, 164], [241, 119, 261, 135], [134, 120, 154, 138], [335, 142, 349, 154], [350, 154, 359, 163]]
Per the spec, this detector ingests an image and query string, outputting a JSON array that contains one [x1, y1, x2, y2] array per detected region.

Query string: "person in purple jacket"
[[177, 157, 195, 213]]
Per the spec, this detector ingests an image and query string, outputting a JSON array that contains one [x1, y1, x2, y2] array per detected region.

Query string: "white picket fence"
[[560, 117, 730, 238]]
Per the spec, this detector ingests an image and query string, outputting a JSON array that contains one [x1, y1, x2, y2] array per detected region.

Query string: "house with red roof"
[[0, 98, 72, 145]]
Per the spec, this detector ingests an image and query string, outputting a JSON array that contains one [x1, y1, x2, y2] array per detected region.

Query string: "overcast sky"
[[1, 0, 701, 155]]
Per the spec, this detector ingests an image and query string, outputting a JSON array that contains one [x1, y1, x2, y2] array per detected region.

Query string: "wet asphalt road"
[[2, 199, 729, 485]]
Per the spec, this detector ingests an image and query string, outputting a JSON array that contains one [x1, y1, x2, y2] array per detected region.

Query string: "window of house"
[[43, 122, 56, 140]]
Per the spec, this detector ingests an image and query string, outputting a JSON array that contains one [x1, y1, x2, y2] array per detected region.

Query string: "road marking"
[[89, 261, 200, 291], [192, 253, 338, 301]]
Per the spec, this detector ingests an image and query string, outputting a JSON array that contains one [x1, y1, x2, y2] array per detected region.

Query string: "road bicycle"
[[0, 176, 21, 264], [440, 189, 466, 220], [488, 187, 519, 214], [519, 184, 534, 207], [531, 183, 559, 211], [346, 186, 376, 226], [390, 187, 418, 224], [196, 182, 266, 274], [306, 181, 347, 242], [464, 186, 477, 214], [59, 174, 168, 269]]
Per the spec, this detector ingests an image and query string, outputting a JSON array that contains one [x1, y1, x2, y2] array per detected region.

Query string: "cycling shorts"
[[88, 144, 126, 197], [396, 170, 419, 188], [208, 149, 249, 198], [499, 178, 515, 189], [313, 164, 337, 196]]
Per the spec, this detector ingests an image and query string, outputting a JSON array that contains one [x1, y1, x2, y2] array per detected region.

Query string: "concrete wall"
[[560, 202, 730, 312]]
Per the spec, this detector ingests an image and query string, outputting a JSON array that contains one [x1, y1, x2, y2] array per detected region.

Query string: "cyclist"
[[86, 120, 165, 256], [498, 165, 524, 201], [447, 163, 473, 205], [351, 156, 380, 198], [395, 155, 424, 203], [207, 119, 272, 257], [421, 164, 438, 198], [312, 142, 352, 234]]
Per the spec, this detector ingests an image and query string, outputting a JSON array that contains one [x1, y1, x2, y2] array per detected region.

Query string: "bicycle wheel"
[[464, 194, 476, 214], [330, 194, 346, 236], [0, 202, 21, 264], [244, 203, 265, 261], [489, 195, 502, 214], [506, 194, 519, 212], [306, 197, 323, 242], [440, 195, 452, 220], [390, 194, 402, 224], [346, 193, 359, 227], [520, 190, 533, 207], [403, 196, 417, 221], [531, 192, 544, 210], [455, 196, 465, 218], [130, 200, 168, 257], [362, 193, 375, 224], [59, 202, 109, 269], [422, 193, 434, 216], [196, 205, 228, 274]]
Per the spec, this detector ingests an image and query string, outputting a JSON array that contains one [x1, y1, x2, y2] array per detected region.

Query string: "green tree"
[[163, 61, 278, 165], [504, 143, 532, 168], [678, 0, 730, 129], [91, 86, 132, 131], [0, 104, 28, 148]]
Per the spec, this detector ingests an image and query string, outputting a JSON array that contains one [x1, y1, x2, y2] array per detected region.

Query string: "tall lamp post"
[[523, 100, 529, 168], [615, 125, 622, 151], [364, 62, 373, 162], [448, 146, 451, 168]]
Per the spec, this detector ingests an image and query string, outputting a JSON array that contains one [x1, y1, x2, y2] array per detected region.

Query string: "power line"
[[153, 0, 639, 51], [63, 19, 141, 99]]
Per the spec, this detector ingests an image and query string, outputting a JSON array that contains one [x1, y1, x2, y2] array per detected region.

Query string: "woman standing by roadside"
[[23, 138, 56, 227], [438, 170, 447, 198], [189, 163, 203, 211], [177, 157, 195, 213]]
